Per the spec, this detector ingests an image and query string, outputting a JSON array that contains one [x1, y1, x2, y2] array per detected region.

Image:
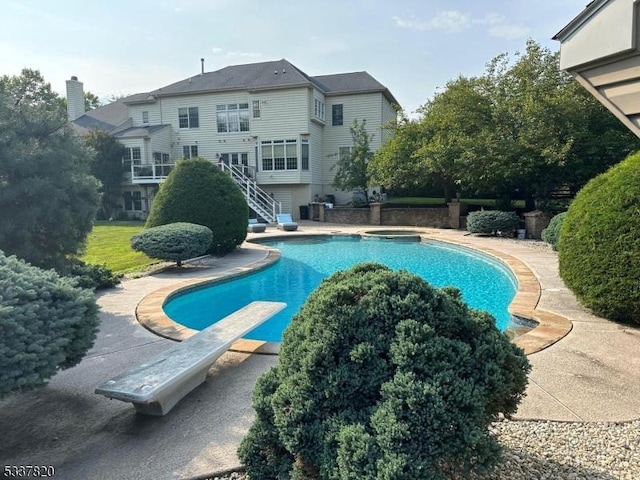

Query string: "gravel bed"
[[202, 419, 639, 480]]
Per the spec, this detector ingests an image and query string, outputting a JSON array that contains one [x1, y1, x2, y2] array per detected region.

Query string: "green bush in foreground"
[[559, 152, 640, 324], [466, 210, 519, 236], [131, 222, 213, 267], [145, 158, 248, 255], [64, 259, 121, 290], [541, 212, 567, 251], [239, 263, 530, 480], [0, 250, 100, 398]]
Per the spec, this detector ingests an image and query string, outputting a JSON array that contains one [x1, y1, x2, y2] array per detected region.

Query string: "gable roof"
[[135, 59, 397, 106]]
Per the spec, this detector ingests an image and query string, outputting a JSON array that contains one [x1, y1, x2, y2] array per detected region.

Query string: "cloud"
[[210, 48, 263, 59], [392, 10, 470, 33], [393, 10, 529, 39], [488, 25, 531, 40]]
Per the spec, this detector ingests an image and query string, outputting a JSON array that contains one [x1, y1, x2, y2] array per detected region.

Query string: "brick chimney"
[[65, 76, 85, 121]]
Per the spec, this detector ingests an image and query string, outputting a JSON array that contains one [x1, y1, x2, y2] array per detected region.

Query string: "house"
[[553, 0, 640, 139], [67, 59, 398, 221]]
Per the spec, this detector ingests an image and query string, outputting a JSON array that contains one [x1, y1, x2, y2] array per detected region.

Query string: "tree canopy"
[[85, 129, 125, 219], [0, 69, 100, 270], [371, 40, 640, 208], [331, 119, 374, 196]]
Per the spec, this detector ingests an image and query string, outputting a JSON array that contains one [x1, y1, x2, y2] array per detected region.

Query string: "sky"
[[0, 0, 589, 116]]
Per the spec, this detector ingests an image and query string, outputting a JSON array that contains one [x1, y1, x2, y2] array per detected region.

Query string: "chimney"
[[65, 76, 85, 121], [201, 58, 205, 75]]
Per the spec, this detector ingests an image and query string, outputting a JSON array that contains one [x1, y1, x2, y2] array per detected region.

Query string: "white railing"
[[129, 163, 176, 183], [218, 162, 281, 222]]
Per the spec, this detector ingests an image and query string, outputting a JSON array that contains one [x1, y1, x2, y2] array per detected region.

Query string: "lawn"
[[82, 221, 159, 274]]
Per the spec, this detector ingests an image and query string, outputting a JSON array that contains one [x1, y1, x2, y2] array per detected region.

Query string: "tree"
[[84, 91, 101, 111], [239, 263, 530, 479], [0, 250, 100, 398], [85, 130, 125, 219], [145, 158, 248, 255], [0, 69, 101, 271], [332, 119, 374, 197]]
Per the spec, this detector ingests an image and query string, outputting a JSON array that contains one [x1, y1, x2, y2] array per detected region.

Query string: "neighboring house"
[[68, 59, 398, 221], [553, 0, 640, 139]]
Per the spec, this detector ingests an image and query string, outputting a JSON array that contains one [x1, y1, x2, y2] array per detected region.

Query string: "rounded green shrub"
[[0, 250, 100, 397], [145, 158, 248, 255], [466, 210, 519, 235], [64, 259, 121, 290], [559, 152, 640, 324], [541, 212, 567, 251], [131, 222, 213, 267], [238, 263, 530, 480]]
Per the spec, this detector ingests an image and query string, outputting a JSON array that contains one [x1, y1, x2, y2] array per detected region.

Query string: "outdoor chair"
[[276, 213, 298, 231], [248, 218, 267, 233]]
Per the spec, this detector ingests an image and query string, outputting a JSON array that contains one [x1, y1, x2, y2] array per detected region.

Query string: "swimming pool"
[[163, 236, 518, 342]]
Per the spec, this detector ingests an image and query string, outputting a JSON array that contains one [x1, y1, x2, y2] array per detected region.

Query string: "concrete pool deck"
[[1, 223, 639, 480]]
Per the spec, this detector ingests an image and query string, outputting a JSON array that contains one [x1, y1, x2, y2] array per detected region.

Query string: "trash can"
[[299, 205, 309, 220], [517, 228, 526, 240]]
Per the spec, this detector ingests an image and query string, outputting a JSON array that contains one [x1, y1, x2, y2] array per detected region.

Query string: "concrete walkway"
[[1, 223, 638, 480]]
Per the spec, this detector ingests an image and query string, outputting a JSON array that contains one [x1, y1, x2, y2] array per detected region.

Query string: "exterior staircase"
[[218, 162, 281, 223]]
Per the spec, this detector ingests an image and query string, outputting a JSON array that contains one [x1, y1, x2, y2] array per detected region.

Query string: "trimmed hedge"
[[541, 212, 566, 251], [0, 250, 100, 397], [145, 158, 248, 255], [131, 222, 213, 267], [466, 210, 519, 235], [238, 263, 530, 479], [559, 152, 640, 324]]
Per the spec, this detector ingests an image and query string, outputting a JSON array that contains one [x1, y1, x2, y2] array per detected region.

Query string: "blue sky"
[[0, 0, 588, 115]]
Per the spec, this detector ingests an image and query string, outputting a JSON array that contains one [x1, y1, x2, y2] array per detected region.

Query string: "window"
[[122, 147, 142, 168], [153, 152, 170, 163], [339, 146, 353, 162], [178, 107, 199, 128], [217, 103, 249, 133], [142, 111, 149, 124], [252, 100, 261, 119], [332, 104, 343, 126], [301, 139, 309, 171], [182, 145, 198, 159], [124, 191, 142, 211], [314, 98, 325, 121], [261, 140, 297, 171]]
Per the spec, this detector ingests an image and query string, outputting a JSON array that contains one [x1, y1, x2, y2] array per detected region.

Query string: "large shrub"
[[238, 263, 530, 480], [559, 152, 640, 324], [466, 210, 519, 235], [541, 212, 567, 251], [145, 158, 248, 255], [0, 250, 100, 397], [131, 222, 213, 267]]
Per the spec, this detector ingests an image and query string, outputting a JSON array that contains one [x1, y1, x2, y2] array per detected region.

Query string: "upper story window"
[[332, 104, 343, 126], [122, 147, 142, 167], [314, 98, 325, 121], [261, 139, 297, 171], [252, 100, 261, 119], [178, 107, 199, 129], [301, 139, 309, 171], [182, 145, 198, 159], [142, 111, 149, 124], [217, 103, 249, 133]]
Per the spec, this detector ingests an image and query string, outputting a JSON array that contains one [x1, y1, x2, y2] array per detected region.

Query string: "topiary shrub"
[[131, 222, 213, 267], [145, 158, 248, 255], [238, 263, 530, 480], [0, 250, 100, 398], [559, 152, 640, 324], [466, 210, 520, 235], [541, 212, 567, 251]]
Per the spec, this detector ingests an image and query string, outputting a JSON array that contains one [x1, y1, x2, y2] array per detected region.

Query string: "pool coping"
[[135, 232, 572, 356]]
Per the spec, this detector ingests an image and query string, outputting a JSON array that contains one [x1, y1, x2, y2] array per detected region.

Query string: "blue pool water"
[[163, 236, 517, 342]]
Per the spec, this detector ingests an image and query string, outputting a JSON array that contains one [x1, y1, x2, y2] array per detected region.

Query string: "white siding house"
[[69, 59, 398, 220]]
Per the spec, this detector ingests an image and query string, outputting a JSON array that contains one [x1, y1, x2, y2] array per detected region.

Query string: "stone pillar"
[[523, 211, 551, 239], [448, 202, 468, 229], [318, 203, 325, 222], [369, 202, 382, 225]]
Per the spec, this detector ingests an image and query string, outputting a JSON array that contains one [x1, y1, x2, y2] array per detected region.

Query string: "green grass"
[[387, 197, 525, 208], [82, 221, 159, 274]]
